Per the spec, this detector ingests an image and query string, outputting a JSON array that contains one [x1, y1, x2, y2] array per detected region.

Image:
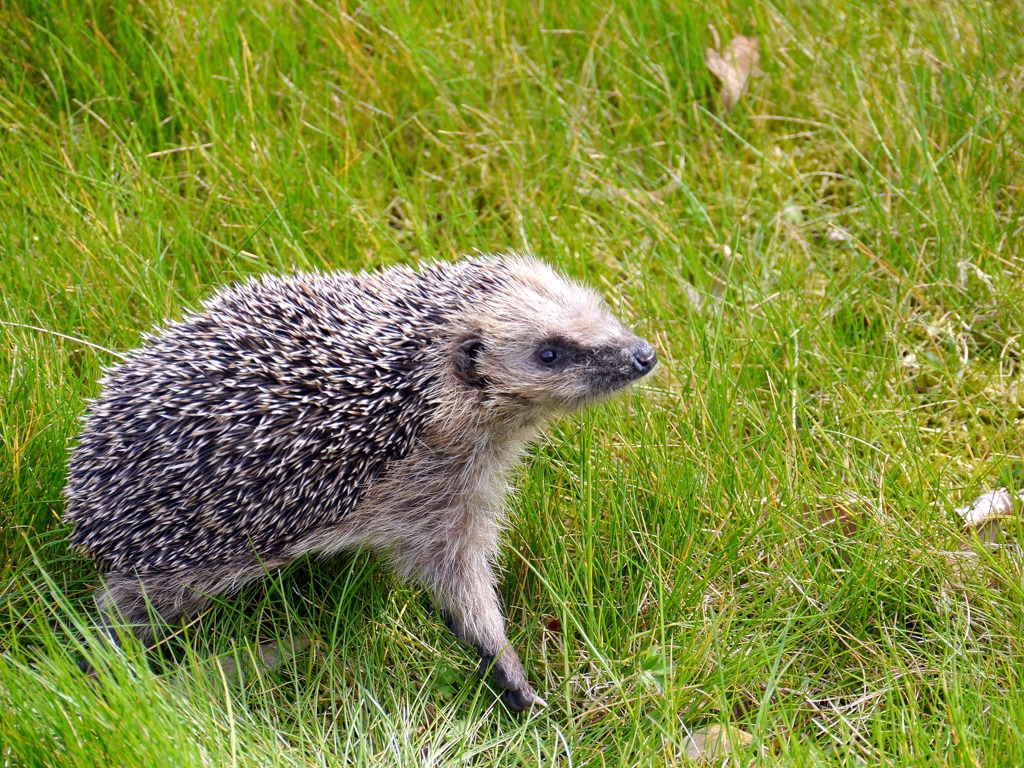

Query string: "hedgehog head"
[[450, 256, 656, 421]]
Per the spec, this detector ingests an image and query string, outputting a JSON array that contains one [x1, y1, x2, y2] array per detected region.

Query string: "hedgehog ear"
[[452, 332, 487, 389]]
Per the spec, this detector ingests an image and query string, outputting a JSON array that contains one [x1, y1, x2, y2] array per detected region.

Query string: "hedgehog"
[[65, 253, 657, 711]]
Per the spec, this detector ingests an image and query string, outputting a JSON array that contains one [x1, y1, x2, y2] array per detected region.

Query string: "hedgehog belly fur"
[[65, 253, 658, 712]]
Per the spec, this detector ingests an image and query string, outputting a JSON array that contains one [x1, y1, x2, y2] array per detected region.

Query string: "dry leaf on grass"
[[783, 499, 876, 568], [216, 635, 313, 685], [704, 34, 760, 112], [955, 488, 1019, 545], [824, 223, 853, 243], [682, 724, 754, 762], [940, 489, 1023, 580], [803, 501, 863, 539], [679, 279, 706, 311]]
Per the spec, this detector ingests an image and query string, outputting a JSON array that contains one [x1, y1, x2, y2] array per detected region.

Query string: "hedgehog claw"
[[499, 685, 544, 712]]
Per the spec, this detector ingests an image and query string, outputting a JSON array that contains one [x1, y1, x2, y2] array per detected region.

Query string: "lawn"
[[2, 0, 1024, 765]]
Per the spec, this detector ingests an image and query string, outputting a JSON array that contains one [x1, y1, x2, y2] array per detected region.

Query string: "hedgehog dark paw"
[[478, 654, 547, 712], [499, 684, 547, 712]]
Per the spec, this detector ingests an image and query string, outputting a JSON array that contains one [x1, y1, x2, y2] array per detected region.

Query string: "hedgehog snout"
[[630, 341, 657, 376]]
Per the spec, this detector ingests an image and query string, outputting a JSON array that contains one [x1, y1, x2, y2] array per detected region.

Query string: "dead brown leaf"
[[704, 34, 760, 112], [416, 703, 438, 738], [803, 501, 863, 539], [790, 500, 877, 566], [683, 724, 754, 762]]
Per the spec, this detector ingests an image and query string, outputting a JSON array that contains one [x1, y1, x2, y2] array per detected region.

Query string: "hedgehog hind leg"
[[78, 563, 272, 674], [94, 570, 217, 642], [96, 561, 269, 642], [74, 571, 209, 675]]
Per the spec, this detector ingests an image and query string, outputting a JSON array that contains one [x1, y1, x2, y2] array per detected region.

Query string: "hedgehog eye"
[[537, 347, 560, 366]]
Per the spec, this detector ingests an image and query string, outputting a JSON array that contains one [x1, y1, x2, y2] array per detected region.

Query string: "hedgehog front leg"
[[426, 557, 546, 712]]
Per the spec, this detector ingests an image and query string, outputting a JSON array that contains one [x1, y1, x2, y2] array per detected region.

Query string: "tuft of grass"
[[3, 0, 1024, 764]]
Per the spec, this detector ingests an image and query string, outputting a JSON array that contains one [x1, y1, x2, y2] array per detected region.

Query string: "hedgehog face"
[[453, 263, 657, 417]]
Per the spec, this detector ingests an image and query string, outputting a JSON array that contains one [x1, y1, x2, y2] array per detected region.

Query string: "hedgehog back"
[[65, 265, 476, 573]]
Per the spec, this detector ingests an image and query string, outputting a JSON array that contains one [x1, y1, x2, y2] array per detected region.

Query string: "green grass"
[[3, 0, 1024, 764]]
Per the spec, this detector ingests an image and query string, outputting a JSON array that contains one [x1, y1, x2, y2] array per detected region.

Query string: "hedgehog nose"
[[630, 341, 657, 375]]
